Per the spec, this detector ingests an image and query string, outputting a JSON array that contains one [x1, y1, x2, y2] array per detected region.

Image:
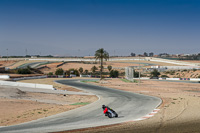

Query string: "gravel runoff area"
[[55, 78, 200, 133]]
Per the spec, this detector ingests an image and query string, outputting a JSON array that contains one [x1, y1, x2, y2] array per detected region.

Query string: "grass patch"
[[120, 78, 138, 83], [81, 80, 98, 83], [70, 102, 90, 105], [43, 109, 48, 112]]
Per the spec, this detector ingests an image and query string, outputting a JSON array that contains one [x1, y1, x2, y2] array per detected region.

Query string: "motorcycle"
[[103, 106, 118, 118]]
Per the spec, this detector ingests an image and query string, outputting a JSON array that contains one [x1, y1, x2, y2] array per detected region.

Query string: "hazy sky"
[[0, 0, 200, 56]]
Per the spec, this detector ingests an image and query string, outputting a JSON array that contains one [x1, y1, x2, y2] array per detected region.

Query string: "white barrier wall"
[[133, 77, 200, 81], [190, 78, 200, 81], [0, 75, 10, 79], [80, 75, 91, 77], [151, 66, 200, 70], [166, 78, 180, 81], [0, 80, 54, 90]]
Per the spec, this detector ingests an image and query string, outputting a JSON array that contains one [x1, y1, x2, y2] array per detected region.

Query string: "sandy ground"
[[41, 62, 133, 74], [181, 60, 200, 64], [111, 60, 180, 66], [0, 60, 17, 67], [18, 78, 82, 92], [161, 70, 200, 78], [0, 79, 98, 126], [40, 60, 179, 74], [57, 78, 200, 133], [1, 59, 200, 132]]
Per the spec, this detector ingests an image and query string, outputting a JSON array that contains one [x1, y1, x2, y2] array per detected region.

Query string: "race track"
[[0, 79, 161, 133]]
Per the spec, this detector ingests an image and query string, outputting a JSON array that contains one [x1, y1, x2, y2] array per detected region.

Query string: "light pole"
[[6, 49, 8, 61], [138, 55, 141, 85], [25, 48, 27, 60]]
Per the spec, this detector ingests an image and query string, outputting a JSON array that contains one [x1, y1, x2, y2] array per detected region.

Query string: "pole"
[[6, 49, 8, 61], [139, 55, 141, 85]]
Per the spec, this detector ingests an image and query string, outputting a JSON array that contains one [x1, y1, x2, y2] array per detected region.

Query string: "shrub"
[[91, 66, 98, 73], [169, 70, 175, 75], [84, 69, 89, 75], [161, 75, 169, 78], [150, 69, 160, 77], [79, 67, 83, 74], [110, 70, 119, 78], [68, 69, 80, 76], [55, 68, 64, 75], [48, 72, 53, 75], [107, 65, 112, 71], [17, 68, 31, 74]]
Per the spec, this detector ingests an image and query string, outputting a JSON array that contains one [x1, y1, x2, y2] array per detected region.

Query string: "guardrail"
[[12, 76, 47, 81]]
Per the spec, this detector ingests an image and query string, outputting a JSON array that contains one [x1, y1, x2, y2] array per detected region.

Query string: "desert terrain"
[[0, 78, 98, 126], [1, 59, 200, 133]]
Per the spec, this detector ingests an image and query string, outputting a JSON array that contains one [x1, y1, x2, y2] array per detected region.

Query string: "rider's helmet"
[[102, 105, 106, 109]]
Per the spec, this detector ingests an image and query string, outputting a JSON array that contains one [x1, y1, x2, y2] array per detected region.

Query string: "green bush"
[[150, 69, 160, 77], [91, 66, 98, 73], [169, 70, 175, 75], [161, 75, 169, 78], [48, 72, 53, 75], [107, 65, 112, 71], [68, 68, 80, 76], [17, 68, 31, 74], [110, 70, 119, 78], [79, 67, 83, 74], [55, 68, 64, 75]]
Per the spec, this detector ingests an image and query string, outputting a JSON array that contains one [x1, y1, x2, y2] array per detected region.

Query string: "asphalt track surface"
[[0, 79, 161, 133]]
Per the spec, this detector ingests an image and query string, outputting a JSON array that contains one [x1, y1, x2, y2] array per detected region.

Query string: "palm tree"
[[95, 48, 109, 79]]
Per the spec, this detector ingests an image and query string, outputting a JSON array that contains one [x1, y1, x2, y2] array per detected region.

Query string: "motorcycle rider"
[[102, 105, 118, 118], [102, 105, 108, 116]]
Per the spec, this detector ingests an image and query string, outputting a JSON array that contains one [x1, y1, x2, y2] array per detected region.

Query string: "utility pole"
[[138, 55, 141, 85], [25, 48, 28, 60], [25, 48, 27, 56], [6, 48, 8, 61]]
